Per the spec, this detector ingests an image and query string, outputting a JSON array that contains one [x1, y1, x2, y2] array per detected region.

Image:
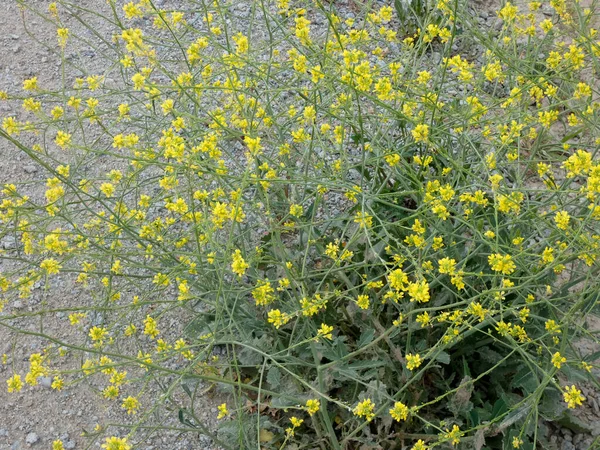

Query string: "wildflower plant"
[[1, 0, 600, 448]]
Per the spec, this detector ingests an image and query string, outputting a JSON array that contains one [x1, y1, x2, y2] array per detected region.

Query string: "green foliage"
[[1, 0, 600, 449]]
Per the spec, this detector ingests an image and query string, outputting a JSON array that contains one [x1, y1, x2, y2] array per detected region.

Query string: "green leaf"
[[267, 366, 281, 389], [556, 410, 593, 433], [435, 351, 451, 365], [491, 398, 508, 420], [357, 329, 375, 348], [538, 387, 565, 421], [347, 360, 386, 370], [511, 367, 538, 394]]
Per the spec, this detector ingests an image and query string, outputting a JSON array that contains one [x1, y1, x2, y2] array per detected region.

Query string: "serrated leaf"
[[267, 366, 281, 389], [477, 347, 504, 365], [511, 367, 538, 394], [449, 376, 473, 417], [538, 387, 565, 421], [556, 410, 593, 433], [357, 329, 375, 348], [435, 351, 451, 365], [347, 359, 385, 370], [322, 336, 349, 361]]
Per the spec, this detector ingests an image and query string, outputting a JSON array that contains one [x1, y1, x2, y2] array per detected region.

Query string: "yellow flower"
[[488, 253, 516, 275], [101, 437, 131, 450], [53, 440, 65, 450], [143, 315, 159, 339], [152, 273, 170, 286], [217, 403, 229, 419], [411, 440, 428, 450], [563, 385, 585, 409], [563, 150, 592, 177], [40, 258, 61, 275], [388, 268, 408, 291], [122, 396, 140, 414], [389, 401, 409, 421], [252, 280, 275, 306], [103, 385, 119, 399], [306, 399, 320, 415], [123, 2, 143, 19], [406, 353, 423, 370], [354, 211, 373, 229], [443, 424, 463, 445], [385, 153, 401, 166], [407, 279, 430, 303], [412, 123, 430, 142], [316, 323, 334, 340], [100, 182, 115, 198], [416, 311, 431, 327], [244, 136, 263, 157], [23, 77, 38, 91], [438, 257, 456, 275], [89, 326, 108, 342], [541, 247, 554, 265], [51, 376, 64, 391], [289, 203, 304, 217], [55, 131, 72, 149], [545, 319, 561, 334], [57, 28, 69, 47], [498, 2, 518, 21], [416, 70, 431, 84], [353, 398, 376, 421], [295, 17, 311, 45], [356, 294, 370, 309], [231, 249, 249, 277], [267, 309, 291, 329], [554, 210, 570, 230], [538, 110, 559, 128], [286, 416, 304, 436], [2, 117, 20, 135], [6, 374, 23, 393], [551, 352, 566, 369]]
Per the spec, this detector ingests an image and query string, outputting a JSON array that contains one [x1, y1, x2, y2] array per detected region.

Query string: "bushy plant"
[[1, 0, 600, 449]]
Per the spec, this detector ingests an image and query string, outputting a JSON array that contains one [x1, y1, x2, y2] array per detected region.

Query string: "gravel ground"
[[0, 1, 223, 449]]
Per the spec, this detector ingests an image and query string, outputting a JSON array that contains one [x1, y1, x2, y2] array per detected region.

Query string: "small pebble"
[[39, 377, 52, 389], [25, 432, 38, 445]]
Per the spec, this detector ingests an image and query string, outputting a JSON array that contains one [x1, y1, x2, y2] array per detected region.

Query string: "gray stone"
[[25, 432, 38, 445], [38, 377, 52, 388], [23, 165, 37, 174], [2, 236, 16, 249]]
